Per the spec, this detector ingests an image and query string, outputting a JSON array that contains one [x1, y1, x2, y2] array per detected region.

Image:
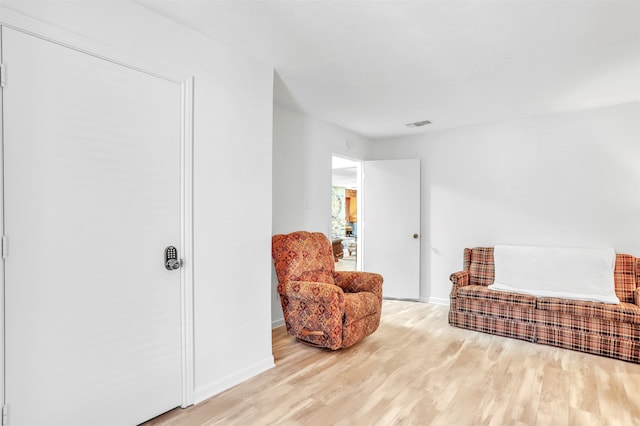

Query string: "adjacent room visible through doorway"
[[331, 156, 361, 272]]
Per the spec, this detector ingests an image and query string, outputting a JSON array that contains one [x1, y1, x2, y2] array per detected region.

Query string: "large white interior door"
[[3, 27, 183, 425], [363, 159, 421, 299]]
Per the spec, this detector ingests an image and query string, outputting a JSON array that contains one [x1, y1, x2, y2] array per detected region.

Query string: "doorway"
[[331, 156, 362, 272]]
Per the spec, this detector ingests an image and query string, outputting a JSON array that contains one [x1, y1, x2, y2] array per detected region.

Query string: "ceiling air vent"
[[405, 120, 432, 128]]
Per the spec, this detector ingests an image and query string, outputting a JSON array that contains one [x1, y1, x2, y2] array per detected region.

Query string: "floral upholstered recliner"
[[272, 231, 383, 349]]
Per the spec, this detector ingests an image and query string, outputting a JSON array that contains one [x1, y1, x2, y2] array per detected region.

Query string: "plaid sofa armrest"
[[334, 271, 383, 302], [450, 270, 470, 298], [636, 288, 640, 307]]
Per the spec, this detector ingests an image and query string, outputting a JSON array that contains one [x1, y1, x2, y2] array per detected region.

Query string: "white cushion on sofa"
[[488, 245, 619, 304]]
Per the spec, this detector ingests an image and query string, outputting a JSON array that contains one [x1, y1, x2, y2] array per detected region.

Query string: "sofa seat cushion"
[[536, 310, 640, 341], [456, 298, 536, 322], [456, 285, 537, 308], [343, 292, 379, 326], [537, 298, 640, 325], [449, 310, 536, 342]]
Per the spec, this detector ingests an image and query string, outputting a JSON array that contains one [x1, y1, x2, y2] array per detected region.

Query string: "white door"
[[363, 159, 421, 299], [3, 27, 183, 425]]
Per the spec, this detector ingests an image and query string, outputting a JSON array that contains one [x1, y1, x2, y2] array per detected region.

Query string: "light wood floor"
[[145, 300, 640, 425]]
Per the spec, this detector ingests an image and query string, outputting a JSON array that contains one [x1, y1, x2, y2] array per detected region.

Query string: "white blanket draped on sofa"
[[488, 245, 619, 304]]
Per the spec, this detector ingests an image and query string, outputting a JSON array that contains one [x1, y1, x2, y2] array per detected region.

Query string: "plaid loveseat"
[[449, 247, 640, 363]]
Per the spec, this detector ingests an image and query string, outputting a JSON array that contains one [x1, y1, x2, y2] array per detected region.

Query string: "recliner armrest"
[[278, 280, 345, 306], [333, 271, 383, 302], [449, 270, 470, 298], [278, 280, 345, 350]]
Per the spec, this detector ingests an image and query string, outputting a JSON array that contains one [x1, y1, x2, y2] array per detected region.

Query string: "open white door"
[[363, 159, 421, 299], [2, 27, 187, 425]]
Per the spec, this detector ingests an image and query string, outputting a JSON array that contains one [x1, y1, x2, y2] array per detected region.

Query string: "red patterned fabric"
[[272, 231, 335, 286], [449, 247, 640, 363], [456, 285, 537, 308], [537, 326, 640, 363], [456, 298, 536, 323], [342, 293, 381, 348], [334, 271, 383, 302], [462, 248, 472, 272], [448, 310, 536, 342], [536, 310, 640, 341], [278, 281, 344, 349], [449, 270, 469, 299], [636, 257, 640, 297], [614, 254, 636, 303], [536, 298, 640, 325], [468, 247, 495, 286], [272, 231, 383, 350]]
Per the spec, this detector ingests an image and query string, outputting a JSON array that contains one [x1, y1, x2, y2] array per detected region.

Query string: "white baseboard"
[[427, 297, 450, 306], [271, 317, 284, 329], [194, 356, 275, 404]]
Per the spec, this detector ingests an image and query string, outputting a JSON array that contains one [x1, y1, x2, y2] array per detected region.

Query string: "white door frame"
[[0, 10, 195, 408]]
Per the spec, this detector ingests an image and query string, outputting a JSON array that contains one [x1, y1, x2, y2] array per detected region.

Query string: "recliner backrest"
[[272, 231, 336, 286]]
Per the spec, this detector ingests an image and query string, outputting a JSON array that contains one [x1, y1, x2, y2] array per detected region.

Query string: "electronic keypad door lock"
[[164, 246, 182, 270]]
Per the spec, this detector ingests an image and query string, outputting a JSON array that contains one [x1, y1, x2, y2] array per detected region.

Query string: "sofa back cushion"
[[464, 247, 637, 301], [489, 245, 619, 304], [466, 247, 495, 286], [615, 253, 637, 303]]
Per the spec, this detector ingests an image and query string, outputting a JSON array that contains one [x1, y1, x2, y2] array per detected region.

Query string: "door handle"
[[413, 234, 419, 239], [164, 246, 182, 270]]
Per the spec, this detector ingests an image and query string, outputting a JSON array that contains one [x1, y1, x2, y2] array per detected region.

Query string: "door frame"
[[0, 10, 195, 408]]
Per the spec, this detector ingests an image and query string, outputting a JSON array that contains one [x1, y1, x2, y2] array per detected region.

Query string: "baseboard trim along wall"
[[426, 297, 450, 306], [194, 357, 275, 404], [272, 318, 285, 329]]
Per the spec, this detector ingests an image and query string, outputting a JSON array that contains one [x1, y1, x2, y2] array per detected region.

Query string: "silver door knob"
[[166, 258, 182, 270]]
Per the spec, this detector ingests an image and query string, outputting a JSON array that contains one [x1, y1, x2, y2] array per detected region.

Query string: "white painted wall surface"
[[271, 105, 372, 326], [1, 2, 275, 404], [371, 102, 640, 305]]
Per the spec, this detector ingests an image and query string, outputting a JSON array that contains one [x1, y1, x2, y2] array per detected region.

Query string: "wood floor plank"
[[144, 300, 640, 426]]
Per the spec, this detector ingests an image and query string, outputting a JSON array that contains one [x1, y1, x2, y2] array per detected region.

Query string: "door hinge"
[[2, 404, 8, 426], [0, 63, 5, 88], [2, 235, 7, 259]]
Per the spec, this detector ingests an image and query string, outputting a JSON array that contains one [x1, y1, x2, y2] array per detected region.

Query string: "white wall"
[[371, 102, 640, 304], [2, 2, 275, 404], [271, 104, 372, 325]]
